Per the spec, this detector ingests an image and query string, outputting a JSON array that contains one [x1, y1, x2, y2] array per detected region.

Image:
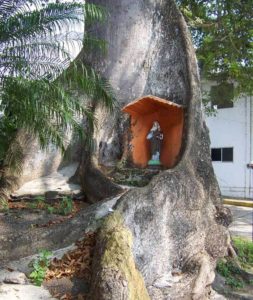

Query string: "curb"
[[223, 198, 253, 208]]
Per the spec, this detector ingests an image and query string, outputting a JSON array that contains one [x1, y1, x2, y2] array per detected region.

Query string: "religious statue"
[[146, 121, 163, 166]]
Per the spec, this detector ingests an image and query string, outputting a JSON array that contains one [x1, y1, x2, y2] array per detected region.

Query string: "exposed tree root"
[[90, 212, 150, 300], [192, 253, 215, 300]]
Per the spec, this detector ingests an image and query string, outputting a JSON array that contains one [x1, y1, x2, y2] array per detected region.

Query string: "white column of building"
[[245, 96, 250, 198], [249, 96, 253, 199]]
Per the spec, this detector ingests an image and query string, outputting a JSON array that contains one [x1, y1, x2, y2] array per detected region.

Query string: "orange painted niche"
[[122, 95, 185, 168]]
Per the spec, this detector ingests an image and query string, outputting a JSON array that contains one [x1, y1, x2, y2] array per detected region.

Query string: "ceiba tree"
[[76, 0, 231, 299], [0, 0, 233, 298]]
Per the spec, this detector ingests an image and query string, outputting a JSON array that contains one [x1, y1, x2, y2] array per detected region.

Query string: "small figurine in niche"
[[146, 121, 163, 165]]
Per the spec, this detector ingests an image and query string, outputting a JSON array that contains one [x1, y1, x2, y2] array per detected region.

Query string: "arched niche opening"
[[122, 95, 185, 169]]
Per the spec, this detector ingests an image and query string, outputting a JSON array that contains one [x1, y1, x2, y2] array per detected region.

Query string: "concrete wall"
[[205, 84, 253, 199]]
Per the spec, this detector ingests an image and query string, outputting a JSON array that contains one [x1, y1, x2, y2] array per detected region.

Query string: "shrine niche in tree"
[[122, 95, 184, 168]]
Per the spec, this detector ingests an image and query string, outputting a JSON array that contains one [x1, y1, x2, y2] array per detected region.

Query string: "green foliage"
[[26, 195, 74, 215], [0, 0, 116, 196], [217, 238, 253, 289], [58, 196, 73, 215], [27, 202, 38, 210], [29, 249, 52, 286], [225, 276, 244, 289], [210, 83, 234, 105], [0, 0, 115, 150], [0, 1, 107, 80], [177, 0, 253, 100], [34, 195, 45, 208], [0, 125, 25, 200], [201, 92, 217, 117], [217, 259, 244, 289], [0, 197, 9, 211], [233, 237, 253, 268], [34, 195, 45, 202], [46, 205, 55, 214], [27, 195, 45, 209]]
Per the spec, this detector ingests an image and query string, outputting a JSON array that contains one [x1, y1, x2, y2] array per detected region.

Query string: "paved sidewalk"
[[225, 204, 253, 240]]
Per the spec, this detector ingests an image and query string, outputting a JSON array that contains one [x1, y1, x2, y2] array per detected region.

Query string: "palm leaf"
[[62, 61, 117, 112], [0, 75, 106, 152], [83, 35, 107, 54], [0, 0, 116, 196], [0, 0, 42, 18], [0, 2, 106, 45]]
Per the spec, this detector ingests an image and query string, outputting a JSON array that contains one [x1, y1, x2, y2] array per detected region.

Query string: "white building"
[[205, 83, 253, 199]]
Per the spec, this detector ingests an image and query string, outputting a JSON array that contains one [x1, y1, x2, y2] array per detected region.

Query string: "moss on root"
[[99, 212, 150, 300]]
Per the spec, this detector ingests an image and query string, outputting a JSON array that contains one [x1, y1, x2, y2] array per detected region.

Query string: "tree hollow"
[[122, 95, 184, 168]]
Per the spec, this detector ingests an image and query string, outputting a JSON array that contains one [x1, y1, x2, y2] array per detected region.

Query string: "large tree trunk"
[[78, 0, 231, 299]]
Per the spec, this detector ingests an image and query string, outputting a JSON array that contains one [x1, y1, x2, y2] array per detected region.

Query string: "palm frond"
[[0, 1, 109, 82], [0, 175, 19, 201], [62, 61, 117, 113], [83, 35, 107, 54], [2, 41, 71, 61], [1, 76, 100, 152], [84, 3, 107, 24], [0, 54, 70, 80], [0, 0, 116, 190], [4, 136, 25, 175], [0, 2, 107, 45], [0, 0, 42, 18], [0, 125, 25, 200], [0, 3, 83, 45]]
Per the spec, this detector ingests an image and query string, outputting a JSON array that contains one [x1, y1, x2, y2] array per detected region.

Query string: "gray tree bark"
[[77, 0, 231, 299]]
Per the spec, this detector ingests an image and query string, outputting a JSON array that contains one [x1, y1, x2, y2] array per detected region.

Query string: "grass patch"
[[233, 237, 253, 269], [26, 196, 74, 216], [216, 237, 253, 289], [217, 259, 244, 288], [58, 196, 73, 215]]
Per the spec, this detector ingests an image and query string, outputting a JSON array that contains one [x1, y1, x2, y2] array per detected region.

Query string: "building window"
[[222, 148, 233, 162], [211, 148, 222, 161], [211, 147, 233, 162], [210, 83, 234, 109]]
